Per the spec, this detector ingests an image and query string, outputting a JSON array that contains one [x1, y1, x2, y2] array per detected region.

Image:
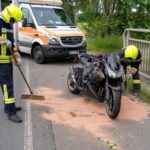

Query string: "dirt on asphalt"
[[30, 87, 150, 146]]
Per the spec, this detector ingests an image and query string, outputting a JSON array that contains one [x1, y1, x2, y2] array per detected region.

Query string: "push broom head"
[[21, 93, 45, 100]]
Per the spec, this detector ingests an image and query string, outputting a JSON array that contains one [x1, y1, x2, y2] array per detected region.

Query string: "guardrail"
[[123, 28, 150, 81]]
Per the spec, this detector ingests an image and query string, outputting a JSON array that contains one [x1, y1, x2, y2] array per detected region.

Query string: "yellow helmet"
[[125, 45, 138, 60], [2, 4, 24, 24]]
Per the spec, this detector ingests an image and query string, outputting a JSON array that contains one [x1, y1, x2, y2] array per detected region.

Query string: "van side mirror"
[[22, 18, 27, 27], [29, 23, 36, 28], [22, 18, 36, 28], [72, 19, 75, 26]]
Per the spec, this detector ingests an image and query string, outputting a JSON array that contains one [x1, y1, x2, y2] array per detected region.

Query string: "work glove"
[[5, 40, 12, 50], [13, 51, 22, 66], [131, 67, 137, 75], [120, 58, 131, 66], [0, 38, 12, 49]]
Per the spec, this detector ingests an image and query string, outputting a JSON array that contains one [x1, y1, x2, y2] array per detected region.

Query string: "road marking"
[[24, 59, 34, 150], [24, 102, 33, 150]]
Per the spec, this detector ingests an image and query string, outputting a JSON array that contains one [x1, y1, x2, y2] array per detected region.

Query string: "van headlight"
[[45, 35, 60, 45], [83, 37, 86, 43]]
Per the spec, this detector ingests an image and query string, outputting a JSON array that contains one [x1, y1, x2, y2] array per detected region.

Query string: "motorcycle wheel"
[[105, 89, 121, 119], [67, 71, 80, 94]]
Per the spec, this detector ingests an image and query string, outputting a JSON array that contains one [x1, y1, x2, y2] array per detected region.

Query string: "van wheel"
[[33, 46, 45, 64]]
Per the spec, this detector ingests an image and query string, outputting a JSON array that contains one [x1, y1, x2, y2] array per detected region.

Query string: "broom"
[[0, 38, 45, 100], [14, 57, 45, 100], [16, 63, 45, 100], [13, 51, 45, 100]]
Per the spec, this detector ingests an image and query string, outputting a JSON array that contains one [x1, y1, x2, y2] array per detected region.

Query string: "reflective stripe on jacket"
[[0, 18, 14, 64]]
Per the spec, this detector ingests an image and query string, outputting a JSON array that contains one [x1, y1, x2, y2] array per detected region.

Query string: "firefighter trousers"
[[0, 63, 16, 115]]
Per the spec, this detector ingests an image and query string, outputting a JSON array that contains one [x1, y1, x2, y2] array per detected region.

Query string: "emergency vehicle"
[[17, 0, 86, 63]]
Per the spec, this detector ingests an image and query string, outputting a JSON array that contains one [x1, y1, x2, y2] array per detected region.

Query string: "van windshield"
[[32, 7, 74, 27]]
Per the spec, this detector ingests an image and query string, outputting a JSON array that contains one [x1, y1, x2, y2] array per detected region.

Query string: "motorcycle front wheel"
[[67, 71, 81, 94], [105, 89, 121, 119]]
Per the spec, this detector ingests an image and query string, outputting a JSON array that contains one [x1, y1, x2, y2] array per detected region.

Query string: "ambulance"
[[17, 0, 86, 63]]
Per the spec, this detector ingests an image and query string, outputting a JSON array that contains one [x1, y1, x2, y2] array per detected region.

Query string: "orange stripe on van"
[[19, 27, 49, 45]]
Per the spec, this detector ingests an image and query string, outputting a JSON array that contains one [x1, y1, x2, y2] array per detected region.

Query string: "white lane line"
[[24, 102, 33, 150], [24, 59, 33, 150]]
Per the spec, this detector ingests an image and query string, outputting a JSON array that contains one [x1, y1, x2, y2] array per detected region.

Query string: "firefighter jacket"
[[0, 17, 17, 64]]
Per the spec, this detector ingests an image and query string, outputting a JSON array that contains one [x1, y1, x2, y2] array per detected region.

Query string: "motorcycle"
[[67, 52, 123, 119]]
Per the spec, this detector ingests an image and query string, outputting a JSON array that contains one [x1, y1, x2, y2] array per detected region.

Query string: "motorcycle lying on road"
[[67, 53, 123, 119]]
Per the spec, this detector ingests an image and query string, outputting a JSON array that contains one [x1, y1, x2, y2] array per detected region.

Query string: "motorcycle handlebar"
[[77, 52, 107, 65]]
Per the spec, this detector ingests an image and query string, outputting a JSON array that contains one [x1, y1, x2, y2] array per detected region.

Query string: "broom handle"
[[17, 65, 34, 94], [8, 45, 34, 94]]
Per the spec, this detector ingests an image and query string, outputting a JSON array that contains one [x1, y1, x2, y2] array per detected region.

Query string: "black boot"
[[8, 114, 22, 123]]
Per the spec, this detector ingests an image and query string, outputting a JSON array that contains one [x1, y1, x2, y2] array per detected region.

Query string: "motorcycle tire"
[[105, 89, 121, 119], [67, 71, 80, 94]]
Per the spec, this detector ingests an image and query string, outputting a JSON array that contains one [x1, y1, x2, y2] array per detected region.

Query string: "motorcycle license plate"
[[69, 51, 78, 55]]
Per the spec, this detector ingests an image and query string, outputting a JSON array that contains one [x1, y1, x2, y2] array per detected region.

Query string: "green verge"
[[127, 79, 150, 103], [86, 35, 123, 52], [77, 22, 123, 52]]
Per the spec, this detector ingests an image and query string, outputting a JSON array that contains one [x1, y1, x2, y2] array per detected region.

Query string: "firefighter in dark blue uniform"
[[118, 45, 142, 96], [0, 4, 24, 123]]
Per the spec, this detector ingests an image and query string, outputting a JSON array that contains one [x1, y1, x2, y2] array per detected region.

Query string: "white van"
[[17, 0, 86, 63]]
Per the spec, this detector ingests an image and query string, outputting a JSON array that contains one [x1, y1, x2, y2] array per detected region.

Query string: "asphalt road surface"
[[0, 54, 150, 150]]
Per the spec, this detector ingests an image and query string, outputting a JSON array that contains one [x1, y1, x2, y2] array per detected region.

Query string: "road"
[[0, 54, 150, 150]]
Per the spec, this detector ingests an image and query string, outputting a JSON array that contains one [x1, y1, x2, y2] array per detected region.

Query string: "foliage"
[[1, 2, 10, 10], [63, 0, 150, 36], [2, 0, 149, 36]]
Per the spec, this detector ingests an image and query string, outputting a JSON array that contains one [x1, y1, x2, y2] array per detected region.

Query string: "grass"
[[140, 83, 150, 103], [86, 35, 123, 52], [77, 22, 123, 52], [127, 79, 150, 103]]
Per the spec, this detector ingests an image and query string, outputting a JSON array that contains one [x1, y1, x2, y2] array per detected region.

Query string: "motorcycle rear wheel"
[[105, 89, 121, 119], [67, 71, 81, 94]]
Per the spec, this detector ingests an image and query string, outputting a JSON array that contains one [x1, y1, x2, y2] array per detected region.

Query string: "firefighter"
[[0, 4, 24, 123], [118, 45, 142, 96]]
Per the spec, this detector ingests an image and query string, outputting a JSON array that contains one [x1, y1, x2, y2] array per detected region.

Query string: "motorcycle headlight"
[[45, 35, 60, 45], [107, 68, 117, 78], [106, 65, 121, 79]]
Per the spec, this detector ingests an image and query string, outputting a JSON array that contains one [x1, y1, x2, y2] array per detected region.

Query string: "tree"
[[62, 0, 150, 36]]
